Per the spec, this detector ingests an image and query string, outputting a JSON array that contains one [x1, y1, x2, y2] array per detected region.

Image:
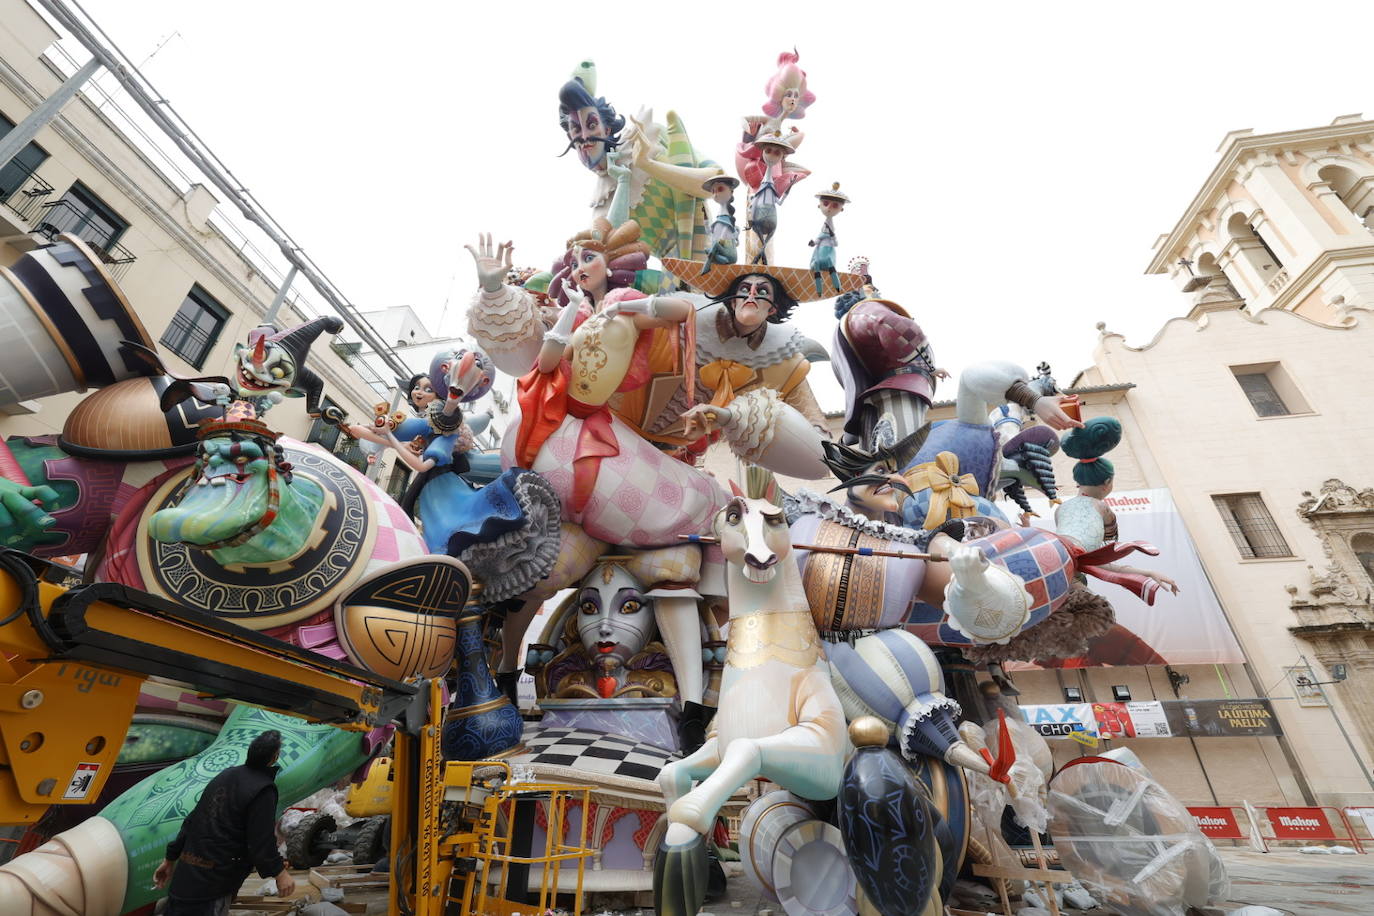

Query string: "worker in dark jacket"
[[153, 729, 296, 914]]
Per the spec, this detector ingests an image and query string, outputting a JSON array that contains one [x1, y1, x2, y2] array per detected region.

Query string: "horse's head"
[[715, 468, 789, 584]]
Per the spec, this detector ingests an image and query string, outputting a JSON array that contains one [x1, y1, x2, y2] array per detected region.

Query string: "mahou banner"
[[1010, 488, 1244, 667]]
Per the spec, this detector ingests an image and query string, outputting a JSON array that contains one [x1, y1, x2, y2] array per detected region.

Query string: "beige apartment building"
[[0, 0, 386, 453]]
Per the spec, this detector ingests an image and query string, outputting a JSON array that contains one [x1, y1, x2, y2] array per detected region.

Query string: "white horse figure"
[[654, 467, 847, 916]]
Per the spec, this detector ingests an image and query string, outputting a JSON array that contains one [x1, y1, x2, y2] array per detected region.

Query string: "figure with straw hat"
[[809, 181, 849, 296], [736, 126, 809, 265]]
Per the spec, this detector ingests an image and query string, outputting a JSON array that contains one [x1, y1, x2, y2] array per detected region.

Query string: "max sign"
[[1020, 703, 1096, 738]]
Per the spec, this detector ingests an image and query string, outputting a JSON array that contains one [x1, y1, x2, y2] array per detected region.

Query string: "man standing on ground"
[[153, 729, 296, 914]]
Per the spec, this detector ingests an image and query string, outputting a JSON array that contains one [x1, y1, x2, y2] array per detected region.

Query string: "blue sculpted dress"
[[393, 416, 526, 556]]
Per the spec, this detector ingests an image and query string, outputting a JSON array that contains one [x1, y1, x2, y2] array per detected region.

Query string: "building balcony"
[[0, 158, 55, 240], [32, 199, 137, 281]]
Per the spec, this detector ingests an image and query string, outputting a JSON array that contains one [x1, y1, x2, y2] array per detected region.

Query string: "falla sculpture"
[[0, 48, 1184, 916]]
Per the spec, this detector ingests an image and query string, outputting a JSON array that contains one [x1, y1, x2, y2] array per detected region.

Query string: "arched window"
[[1226, 212, 1283, 274], [1352, 532, 1374, 584], [1317, 164, 1374, 230]]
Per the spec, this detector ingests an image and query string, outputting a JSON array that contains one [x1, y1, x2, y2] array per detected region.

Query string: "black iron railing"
[[0, 158, 54, 223], [34, 198, 137, 280]]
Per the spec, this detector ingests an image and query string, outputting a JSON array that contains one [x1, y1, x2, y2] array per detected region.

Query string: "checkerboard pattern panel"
[[520, 727, 678, 782]]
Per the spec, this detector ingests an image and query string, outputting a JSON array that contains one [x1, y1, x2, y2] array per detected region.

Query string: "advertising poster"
[[1162, 699, 1283, 737], [1019, 703, 1097, 739], [1004, 489, 1244, 668]]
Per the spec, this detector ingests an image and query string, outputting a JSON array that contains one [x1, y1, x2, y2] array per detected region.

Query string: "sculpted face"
[[234, 332, 296, 401], [410, 377, 435, 410], [148, 433, 273, 547], [707, 180, 734, 205], [567, 105, 610, 173], [576, 564, 655, 667], [716, 491, 790, 585], [818, 198, 845, 218], [572, 246, 609, 298], [847, 455, 906, 516], [730, 275, 777, 332]]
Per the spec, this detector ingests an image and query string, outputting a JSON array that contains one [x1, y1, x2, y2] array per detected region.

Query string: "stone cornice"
[[1146, 120, 1374, 275]]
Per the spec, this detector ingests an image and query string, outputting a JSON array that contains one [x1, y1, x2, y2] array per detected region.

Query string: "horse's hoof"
[[652, 834, 708, 916], [677, 701, 714, 755]]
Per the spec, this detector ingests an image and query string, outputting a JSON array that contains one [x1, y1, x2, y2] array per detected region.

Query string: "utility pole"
[[262, 265, 298, 327], [0, 57, 101, 172]]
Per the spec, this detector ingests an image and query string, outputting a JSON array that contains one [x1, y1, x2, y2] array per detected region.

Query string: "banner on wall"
[[1019, 703, 1097, 739], [1005, 488, 1244, 668], [1162, 698, 1283, 737]]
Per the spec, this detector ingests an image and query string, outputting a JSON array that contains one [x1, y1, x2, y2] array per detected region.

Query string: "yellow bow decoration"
[[699, 360, 756, 407], [901, 451, 981, 530]]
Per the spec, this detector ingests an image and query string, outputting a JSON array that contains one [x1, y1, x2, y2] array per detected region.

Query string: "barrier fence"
[[1186, 805, 1367, 852]]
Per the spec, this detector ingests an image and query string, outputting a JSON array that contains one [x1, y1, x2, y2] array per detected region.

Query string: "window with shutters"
[[1213, 493, 1293, 559]]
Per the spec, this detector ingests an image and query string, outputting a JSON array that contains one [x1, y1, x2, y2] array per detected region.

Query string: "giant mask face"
[[575, 564, 655, 668], [233, 328, 298, 405], [148, 430, 277, 548]]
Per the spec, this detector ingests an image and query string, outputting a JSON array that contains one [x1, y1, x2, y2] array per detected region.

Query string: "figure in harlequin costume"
[[700, 175, 740, 271], [469, 220, 732, 747], [809, 182, 848, 296], [559, 61, 724, 263], [500, 219, 721, 546]]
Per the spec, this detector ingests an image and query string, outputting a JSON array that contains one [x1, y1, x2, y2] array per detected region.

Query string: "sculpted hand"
[[464, 233, 514, 293], [552, 279, 586, 313], [1032, 394, 1084, 431], [606, 149, 632, 183], [0, 479, 62, 548], [680, 404, 732, 440]]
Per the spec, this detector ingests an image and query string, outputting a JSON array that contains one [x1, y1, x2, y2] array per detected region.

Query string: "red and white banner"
[[1266, 807, 1334, 840], [1010, 488, 1244, 667], [1188, 806, 1246, 840]]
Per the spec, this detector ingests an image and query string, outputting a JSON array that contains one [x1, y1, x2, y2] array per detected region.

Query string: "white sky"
[[67, 0, 1374, 409]]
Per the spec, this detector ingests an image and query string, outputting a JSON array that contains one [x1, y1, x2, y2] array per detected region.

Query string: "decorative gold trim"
[[725, 610, 822, 669], [445, 696, 510, 720], [2, 264, 86, 389]]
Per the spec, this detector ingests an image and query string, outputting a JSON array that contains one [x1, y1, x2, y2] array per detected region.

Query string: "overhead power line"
[[34, 0, 413, 382]]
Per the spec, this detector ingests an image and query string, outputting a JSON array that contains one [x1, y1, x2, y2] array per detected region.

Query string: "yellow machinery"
[[391, 679, 593, 916], [0, 549, 593, 914], [346, 755, 394, 818]]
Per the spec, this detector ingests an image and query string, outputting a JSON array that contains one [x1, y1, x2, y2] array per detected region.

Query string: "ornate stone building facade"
[[1007, 117, 1374, 808]]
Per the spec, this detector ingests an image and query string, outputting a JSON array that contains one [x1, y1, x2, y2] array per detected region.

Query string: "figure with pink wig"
[[761, 49, 817, 131], [737, 51, 816, 264]]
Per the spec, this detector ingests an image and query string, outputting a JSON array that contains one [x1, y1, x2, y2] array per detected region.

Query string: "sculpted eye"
[[619, 600, 642, 615], [765, 513, 785, 527], [579, 601, 597, 616], [725, 509, 741, 526]]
